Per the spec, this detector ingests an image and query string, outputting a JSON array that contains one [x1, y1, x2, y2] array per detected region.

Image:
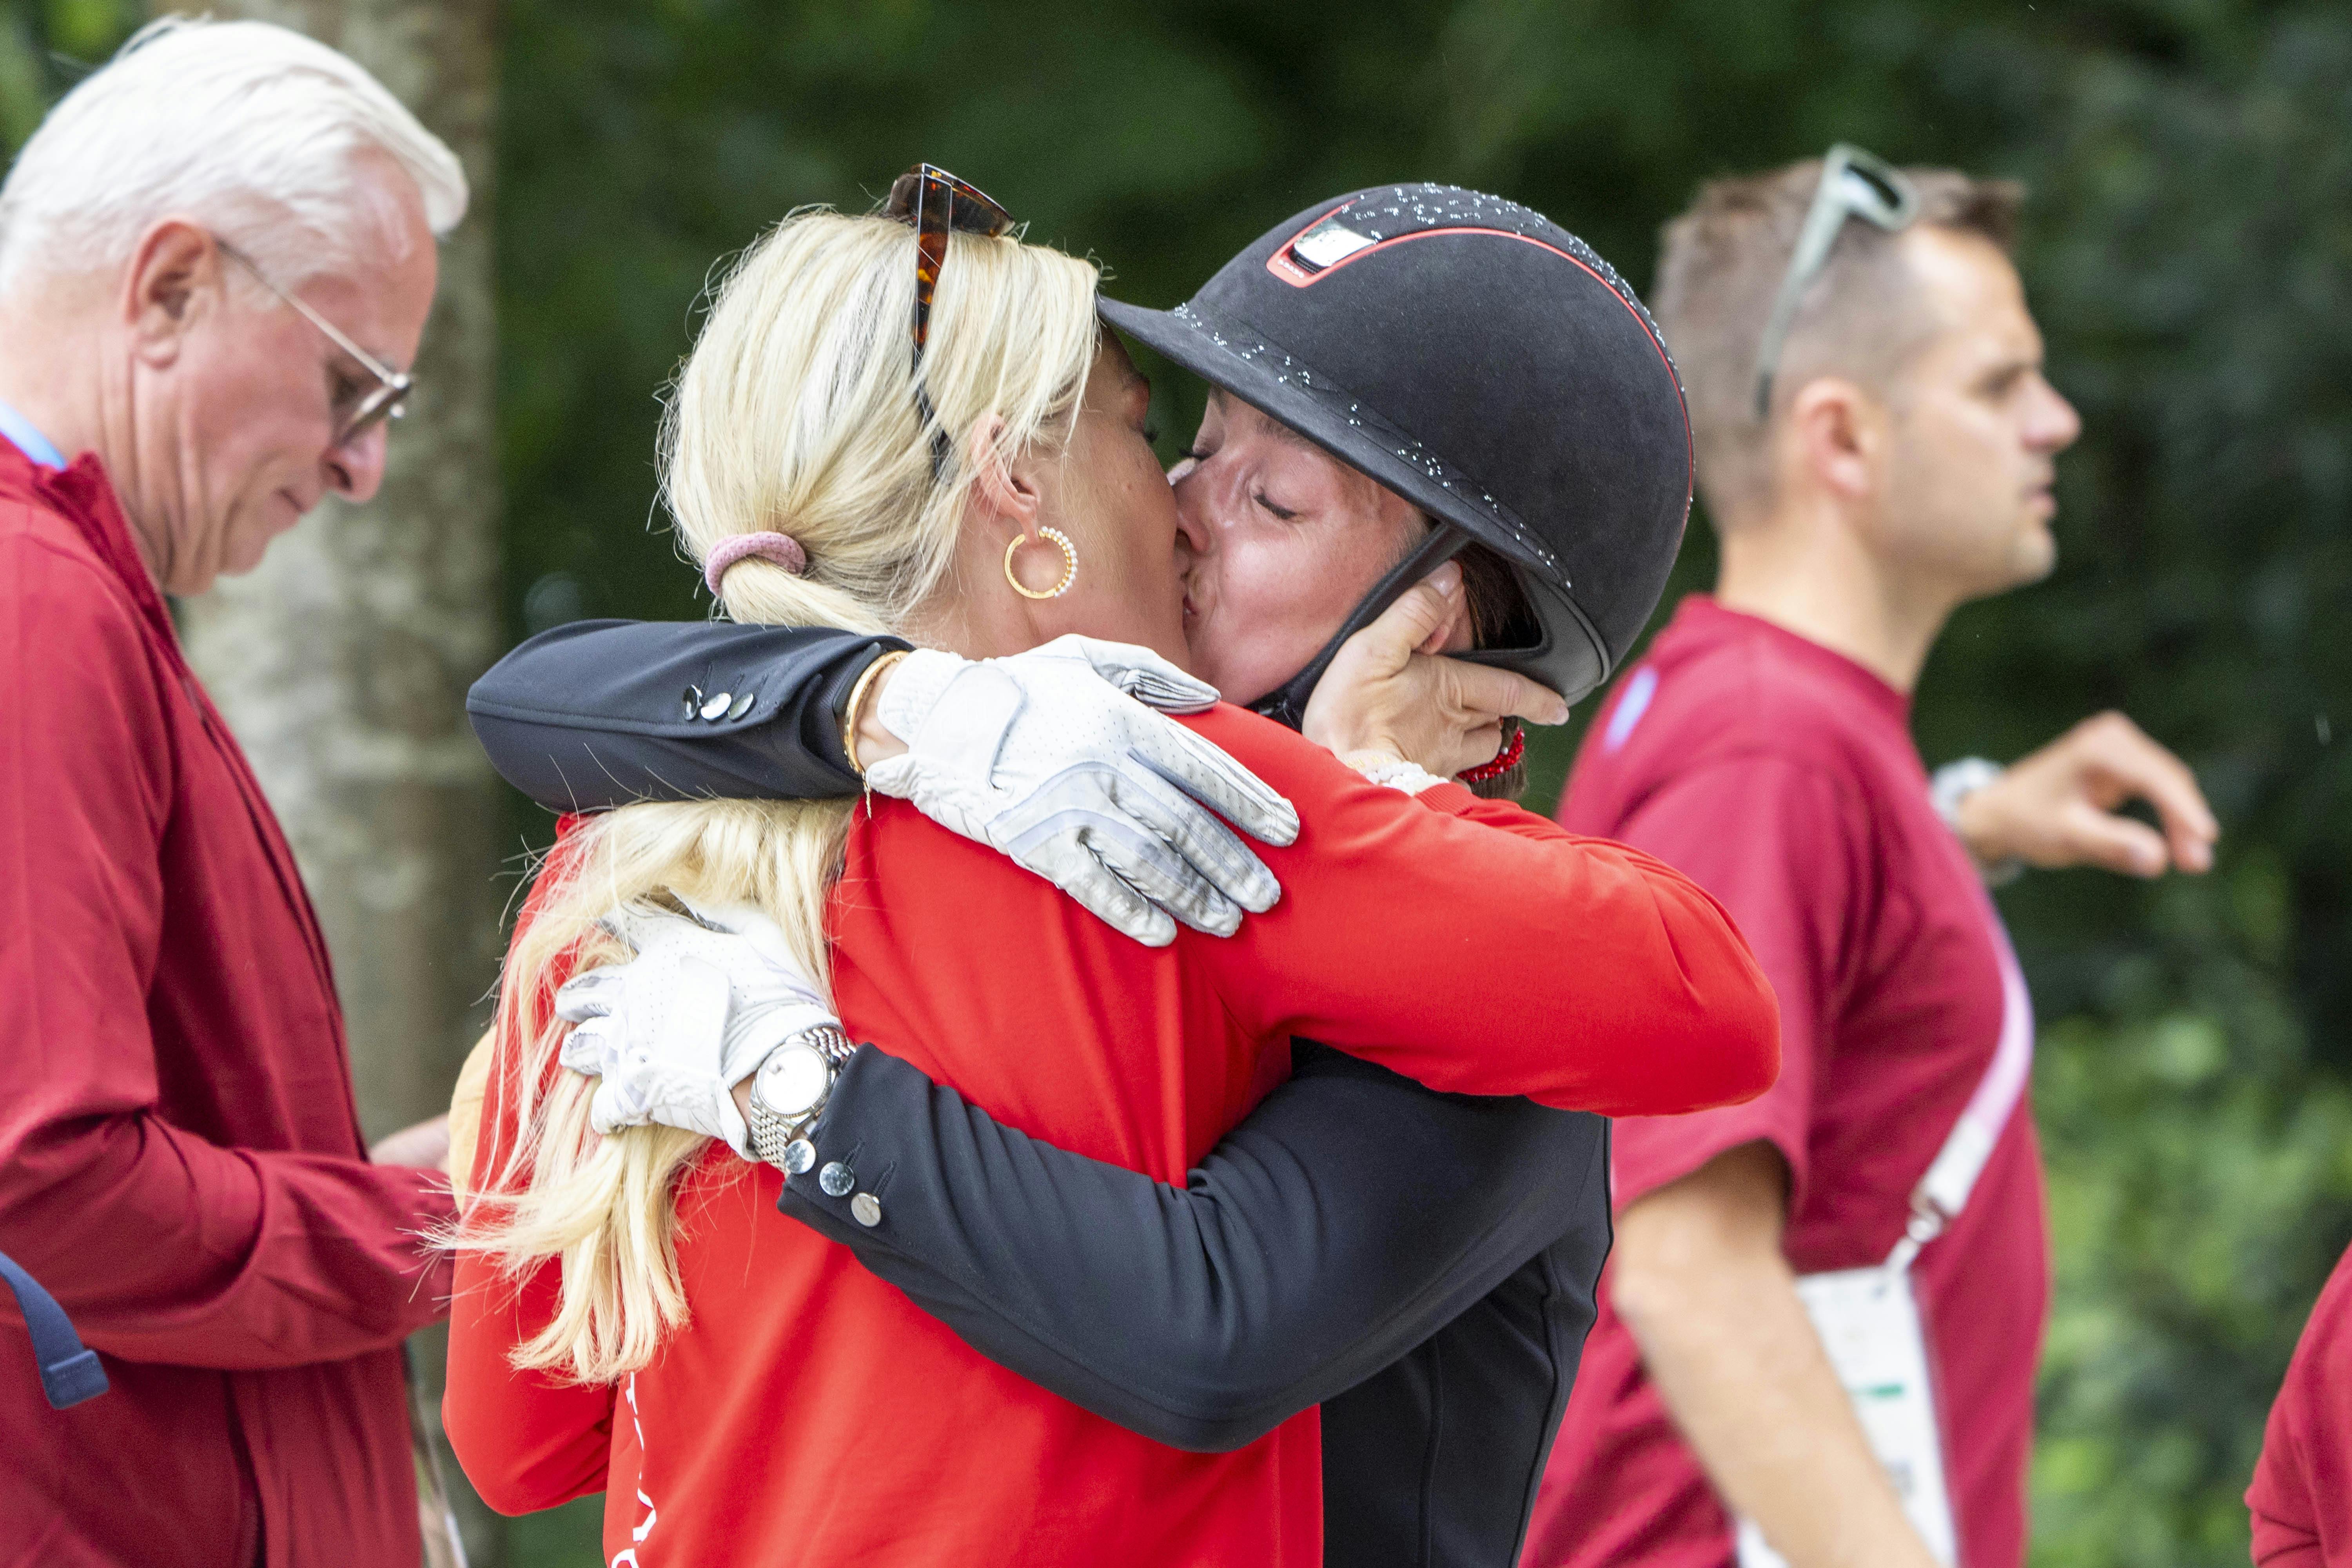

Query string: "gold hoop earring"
[[1004, 526, 1078, 600]]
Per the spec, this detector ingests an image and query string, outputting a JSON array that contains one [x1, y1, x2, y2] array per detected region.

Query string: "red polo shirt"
[[1526, 597, 2050, 1568], [446, 706, 1778, 1567], [2249, 1238, 2352, 1567], [0, 442, 452, 1566]]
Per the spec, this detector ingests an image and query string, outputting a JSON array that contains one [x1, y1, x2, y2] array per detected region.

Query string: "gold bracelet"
[[841, 649, 910, 777]]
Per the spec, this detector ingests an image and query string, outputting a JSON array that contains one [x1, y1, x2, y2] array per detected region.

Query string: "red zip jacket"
[[0, 443, 453, 1568], [446, 715, 1777, 1566]]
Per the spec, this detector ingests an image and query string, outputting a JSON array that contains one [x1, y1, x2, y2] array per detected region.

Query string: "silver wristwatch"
[[1929, 757, 2023, 886], [745, 1025, 857, 1172]]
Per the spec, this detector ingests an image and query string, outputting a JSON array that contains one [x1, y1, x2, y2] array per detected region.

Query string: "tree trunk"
[[159, 1, 507, 1561]]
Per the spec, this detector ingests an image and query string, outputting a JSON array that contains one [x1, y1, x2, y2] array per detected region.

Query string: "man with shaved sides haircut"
[[1526, 149, 2219, 1568]]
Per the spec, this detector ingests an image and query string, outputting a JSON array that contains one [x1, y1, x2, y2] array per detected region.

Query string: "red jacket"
[[446, 713, 1777, 1566], [0, 443, 453, 1568]]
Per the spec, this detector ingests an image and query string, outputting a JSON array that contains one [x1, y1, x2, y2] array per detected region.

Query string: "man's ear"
[[1785, 377, 1882, 505], [964, 412, 1042, 541], [120, 219, 221, 369]]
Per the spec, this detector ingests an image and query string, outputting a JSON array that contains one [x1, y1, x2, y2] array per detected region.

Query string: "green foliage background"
[[3, 2, 2348, 1564]]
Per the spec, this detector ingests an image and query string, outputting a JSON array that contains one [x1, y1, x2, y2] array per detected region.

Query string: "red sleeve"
[[1604, 755, 1865, 1211], [1189, 710, 1779, 1117], [2248, 1243, 2352, 1568], [444, 1252, 614, 1515], [0, 527, 450, 1368], [442, 831, 616, 1514]]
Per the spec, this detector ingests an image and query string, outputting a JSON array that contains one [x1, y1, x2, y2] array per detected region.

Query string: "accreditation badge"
[[1734, 874, 2033, 1568], [1732, 1261, 1958, 1568]]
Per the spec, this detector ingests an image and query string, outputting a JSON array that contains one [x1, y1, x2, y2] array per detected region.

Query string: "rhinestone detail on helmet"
[[1168, 301, 1564, 577], [1335, 185, 1664, 335]]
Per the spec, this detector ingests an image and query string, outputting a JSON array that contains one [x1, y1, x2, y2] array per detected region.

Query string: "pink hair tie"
[[704, 531, 808, 595]]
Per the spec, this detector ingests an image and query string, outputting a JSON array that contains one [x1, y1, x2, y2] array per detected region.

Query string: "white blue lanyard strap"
[[1885, 900, 2035, 1274]]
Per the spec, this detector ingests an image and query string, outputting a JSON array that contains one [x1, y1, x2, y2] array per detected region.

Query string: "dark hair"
[[1459, 541, 1534, 800], [1361, 524, 1536, 799]]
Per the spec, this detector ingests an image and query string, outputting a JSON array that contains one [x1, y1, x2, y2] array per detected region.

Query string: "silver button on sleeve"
[[818, 1161, 854, 1198], [850, 1193, 882, 1227]]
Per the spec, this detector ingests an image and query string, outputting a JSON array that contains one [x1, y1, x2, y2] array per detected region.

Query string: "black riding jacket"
[[466, 621, 1612, 1568]]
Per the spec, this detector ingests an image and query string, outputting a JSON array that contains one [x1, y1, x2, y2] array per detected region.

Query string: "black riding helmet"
[[1100, 183, 1693, 729]]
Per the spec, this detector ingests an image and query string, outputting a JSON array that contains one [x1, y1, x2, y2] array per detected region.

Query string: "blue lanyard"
[[0, 397, 65, 469], [0, 1250, 106, 1408]]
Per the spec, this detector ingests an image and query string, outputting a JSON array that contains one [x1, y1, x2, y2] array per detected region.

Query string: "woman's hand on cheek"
[[1302, 563, 1570, 780]]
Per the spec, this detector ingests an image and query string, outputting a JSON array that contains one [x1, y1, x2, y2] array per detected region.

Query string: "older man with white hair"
[[0, 17, 471, 1564]]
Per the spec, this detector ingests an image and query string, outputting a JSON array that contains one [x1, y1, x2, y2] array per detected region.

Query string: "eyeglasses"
[[216, 238, 414, 447], [1750, 143, 1920, 419], [884, 164, 1016, 472]]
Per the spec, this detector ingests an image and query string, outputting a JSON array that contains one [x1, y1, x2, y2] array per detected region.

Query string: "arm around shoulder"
[[467, 619, 909, 810], [780, 1042, 1611, 1451], [1187, 707, 1779, 1116]]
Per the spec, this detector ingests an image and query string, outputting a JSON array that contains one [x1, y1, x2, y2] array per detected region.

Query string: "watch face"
[[759, 1044, 830, 1118]]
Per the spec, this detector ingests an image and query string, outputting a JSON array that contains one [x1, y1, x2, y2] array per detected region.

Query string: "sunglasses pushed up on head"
[[1750, 143, 1920, 419], [885, 165, 1017, 474]]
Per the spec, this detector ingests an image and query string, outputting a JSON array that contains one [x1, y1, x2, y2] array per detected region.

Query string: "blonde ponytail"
[[456, 207, 1101, 1383]]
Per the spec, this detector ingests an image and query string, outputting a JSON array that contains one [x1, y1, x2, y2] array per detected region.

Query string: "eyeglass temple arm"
[[218, 240, 410, 389], [282, 288, 410, 390], [1749, 171, 1866, 421]]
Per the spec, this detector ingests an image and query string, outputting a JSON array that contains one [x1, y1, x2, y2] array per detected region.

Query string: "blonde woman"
[[445, 183, 1775, 1566]]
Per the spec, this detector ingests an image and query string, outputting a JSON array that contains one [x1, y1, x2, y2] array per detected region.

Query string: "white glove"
[[555, 898, 837, 1158], [864, 635, 1301, 947]]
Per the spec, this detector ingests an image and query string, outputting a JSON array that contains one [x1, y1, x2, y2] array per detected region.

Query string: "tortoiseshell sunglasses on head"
[[886, 164, 1016, 471]]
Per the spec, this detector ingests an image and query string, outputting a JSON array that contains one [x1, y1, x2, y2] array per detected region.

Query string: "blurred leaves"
[[2, 1, 2345, 1563], [0, 12, 44, 149], [1925, 35, 2352, 1562], [0, 0, 139, 150]]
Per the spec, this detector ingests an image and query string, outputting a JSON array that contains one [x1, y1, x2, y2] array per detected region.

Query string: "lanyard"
[[0, 1249, 107, 1409], [1884, 895, 2035, 1274], [0, 397, 65, 469]]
